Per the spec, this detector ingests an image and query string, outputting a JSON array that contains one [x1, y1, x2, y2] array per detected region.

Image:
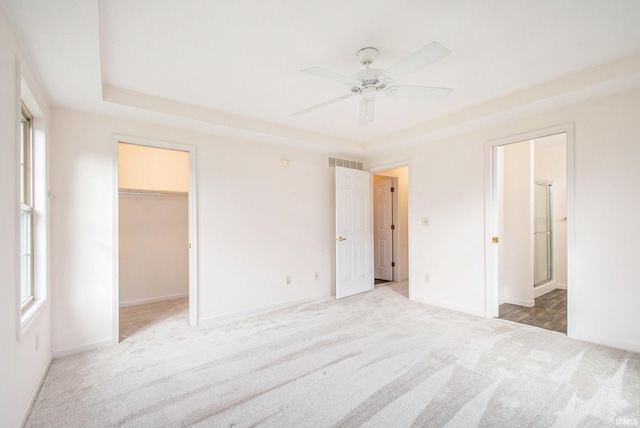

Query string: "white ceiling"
[[3, 0, 640, 153]]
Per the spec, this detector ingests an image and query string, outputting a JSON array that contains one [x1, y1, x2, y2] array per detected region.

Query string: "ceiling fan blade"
[[359, 97, 375, 125], [385, 85, 452, 101], [292, 93, 354, 116], [301, 66, 361, 86], [381, 41, 451, 82]]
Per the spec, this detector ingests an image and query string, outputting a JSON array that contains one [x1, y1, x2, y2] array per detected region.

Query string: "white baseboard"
[[571, 331, 640, 353], [534, 281, 558, 298], [198, 293, 332, 327], [505, 297, 535, 307], [533, 281, 568, 298], [411, 295, 486, 318], [20, 352, 52, 427], [119, 292, 188, 308], [52, 338, 114, 359]]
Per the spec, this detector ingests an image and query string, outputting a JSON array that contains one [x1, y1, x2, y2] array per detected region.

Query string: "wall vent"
[[328, 157, 363, 170]]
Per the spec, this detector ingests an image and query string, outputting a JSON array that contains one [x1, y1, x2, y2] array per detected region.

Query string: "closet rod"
[[118, 189, 188, 197]]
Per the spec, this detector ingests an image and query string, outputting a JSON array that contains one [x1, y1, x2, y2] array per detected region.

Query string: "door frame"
[[484, 123, 575, 335], [369, 160, 412, 299], [372, 174, 399, 282], [112, 134, 199, 344]]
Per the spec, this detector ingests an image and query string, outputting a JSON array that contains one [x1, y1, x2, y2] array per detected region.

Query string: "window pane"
[[20, 111, 32, 206], [20, 208, 33, 307]]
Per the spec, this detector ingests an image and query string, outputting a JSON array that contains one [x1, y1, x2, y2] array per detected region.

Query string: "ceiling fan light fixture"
[[361, 86, 378, 98], [294, 41, 452, 123]]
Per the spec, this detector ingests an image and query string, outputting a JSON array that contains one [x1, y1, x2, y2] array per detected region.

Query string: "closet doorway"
[[114, 137, 198, 343]]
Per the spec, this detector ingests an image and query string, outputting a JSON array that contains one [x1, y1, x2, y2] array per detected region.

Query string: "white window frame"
[[20, 103, 35, 312], [18, 75, 48, 338]]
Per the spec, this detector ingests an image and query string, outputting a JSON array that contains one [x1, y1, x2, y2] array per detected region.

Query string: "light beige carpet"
[[26, 282, 639, 427]]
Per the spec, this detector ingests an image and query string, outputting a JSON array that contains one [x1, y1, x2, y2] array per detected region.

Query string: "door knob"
[[337, 237, 347, 241]]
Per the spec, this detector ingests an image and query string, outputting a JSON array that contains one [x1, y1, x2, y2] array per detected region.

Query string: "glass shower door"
[[534, 182, 552, 287]]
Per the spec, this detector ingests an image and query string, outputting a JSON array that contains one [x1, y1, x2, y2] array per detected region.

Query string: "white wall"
[[50, 108, 336, 355], [366, 88, 640, 351], [500, 141, 534, 307], [0, 5, 52, 426], [387, 136, 487, 315], [119, 194, 189, 306]]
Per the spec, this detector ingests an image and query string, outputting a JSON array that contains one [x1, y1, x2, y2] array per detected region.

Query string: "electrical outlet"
[[314, 272, 320, 281], [286, 275, 292, 285], [425, 274, 430, 283]]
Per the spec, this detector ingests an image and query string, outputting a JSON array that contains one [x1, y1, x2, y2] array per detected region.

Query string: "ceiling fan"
[[293, 41, 452, 125]]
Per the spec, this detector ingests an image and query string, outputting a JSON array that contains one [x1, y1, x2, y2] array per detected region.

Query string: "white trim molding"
[[20, 352, 52, 427], [411, 295, 486, 318], [52, 339, 113, 359], [197, 293, 332, 327], [119, 293, 189, 308]]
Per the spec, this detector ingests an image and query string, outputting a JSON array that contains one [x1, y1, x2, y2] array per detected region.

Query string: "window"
[[20, 104, 34, 312], [18, 77, 47, 337]]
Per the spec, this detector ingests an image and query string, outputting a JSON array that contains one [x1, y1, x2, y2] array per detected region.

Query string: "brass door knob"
[[337, 237, 347, 241]]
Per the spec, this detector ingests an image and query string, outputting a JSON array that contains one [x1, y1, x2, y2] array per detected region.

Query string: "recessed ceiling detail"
[[3, 0, 640, 152]]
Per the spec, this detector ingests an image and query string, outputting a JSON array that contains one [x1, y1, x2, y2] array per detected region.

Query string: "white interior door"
[[335, 166, 373, 299], [373, 177, 394, 281]]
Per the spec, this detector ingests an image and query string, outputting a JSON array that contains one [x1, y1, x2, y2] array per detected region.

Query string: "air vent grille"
[[328, 157, 363, 170]]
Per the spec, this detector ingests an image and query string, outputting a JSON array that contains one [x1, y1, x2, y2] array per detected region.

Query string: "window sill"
[[19, 297, 46, 339]]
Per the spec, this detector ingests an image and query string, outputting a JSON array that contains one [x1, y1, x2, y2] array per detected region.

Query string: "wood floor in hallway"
[[499, 289, 567, 333]]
